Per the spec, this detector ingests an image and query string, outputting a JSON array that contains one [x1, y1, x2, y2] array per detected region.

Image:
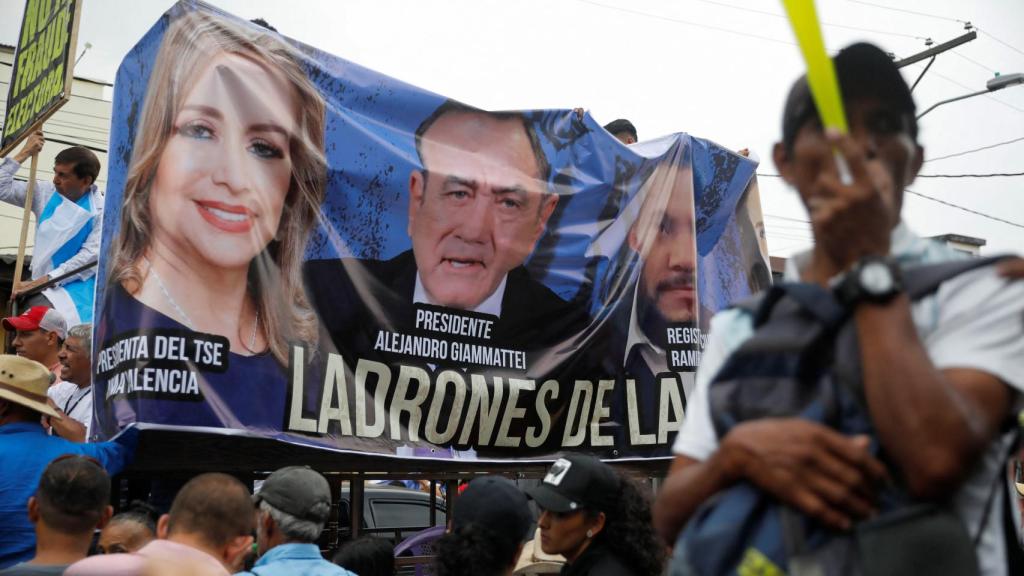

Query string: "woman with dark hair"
[[435, 476, 533, 576], [96, 501, 159, 554], [527, 454, 665, 576]]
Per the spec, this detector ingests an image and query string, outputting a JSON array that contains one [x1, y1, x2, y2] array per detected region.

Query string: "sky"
[[2, 0, 1022, 256]]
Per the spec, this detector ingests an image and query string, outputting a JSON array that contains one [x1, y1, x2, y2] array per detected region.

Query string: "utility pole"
[[893, 28, 977, 93]]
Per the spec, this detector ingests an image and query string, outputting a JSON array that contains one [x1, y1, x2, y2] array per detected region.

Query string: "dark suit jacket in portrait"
[[562, 281, 703, 457], [303, 250, 587, 368], [302, 250, 592, 455]]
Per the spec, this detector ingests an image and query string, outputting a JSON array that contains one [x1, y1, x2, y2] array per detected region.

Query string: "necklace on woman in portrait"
[[143, 256, 260, 350]]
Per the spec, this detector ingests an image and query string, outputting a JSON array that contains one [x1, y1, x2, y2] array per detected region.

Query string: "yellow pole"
[[781, 0, 852, 183], [780, 0, 848, 133]]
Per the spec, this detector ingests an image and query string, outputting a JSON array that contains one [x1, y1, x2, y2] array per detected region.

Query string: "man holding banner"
[[0, 130, 102, 326]]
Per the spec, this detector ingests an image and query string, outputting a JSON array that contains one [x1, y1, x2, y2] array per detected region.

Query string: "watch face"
[[860, 261, 894, 295]]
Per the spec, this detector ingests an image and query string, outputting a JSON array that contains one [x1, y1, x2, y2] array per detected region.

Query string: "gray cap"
[[254, 466, 331, 523]]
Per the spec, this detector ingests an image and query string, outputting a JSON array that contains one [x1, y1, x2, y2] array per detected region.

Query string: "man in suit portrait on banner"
[[305, 100, 585, 371]]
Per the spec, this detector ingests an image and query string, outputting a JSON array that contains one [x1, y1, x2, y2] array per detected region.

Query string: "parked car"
[[321, 483, 447, 575], [333, 483, 447, 545]]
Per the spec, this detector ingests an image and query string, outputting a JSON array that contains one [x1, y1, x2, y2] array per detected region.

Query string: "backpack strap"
[[735, 255, 1012, 333], [1004, 430, 1024, 572], [902, 255, 1013, 300], [979, 411, 1024, 568], [732, 283, 847, 330], [770, 282, 846, 328]]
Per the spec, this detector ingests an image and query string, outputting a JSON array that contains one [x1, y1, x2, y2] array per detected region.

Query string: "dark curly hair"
[[435, 523, 518, 576], [592, 475, 665, 576]]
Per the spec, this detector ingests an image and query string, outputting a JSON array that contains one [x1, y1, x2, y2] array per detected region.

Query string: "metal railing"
[[9, 260, 97, 316]]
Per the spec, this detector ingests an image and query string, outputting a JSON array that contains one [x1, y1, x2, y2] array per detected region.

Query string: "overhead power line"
[[848, 2, 1024, 66], [581, 0, 935, 53], [925, 136, 1024, 163], [950, 52, 997, 75], [766, 213, 811, 225], [767, 228, 813, 237], [846, 0, 966, 24], [765, 218, 811, 227], [905, 189, 1024, 229], [917, 172, 1024, 178], [693, 0, 928, 41], [760, 170, 1023, 179], [578, 0, 1019, 119], [977, 28, 1024, 60], [574, 0, 798, 47]]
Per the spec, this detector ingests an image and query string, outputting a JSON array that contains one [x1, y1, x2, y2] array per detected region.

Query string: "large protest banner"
[[93, 1, 769, 460], [1, 0, 81, 155]]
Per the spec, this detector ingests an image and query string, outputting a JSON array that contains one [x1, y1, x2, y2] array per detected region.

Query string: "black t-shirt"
[[560, 543, 639, 576]]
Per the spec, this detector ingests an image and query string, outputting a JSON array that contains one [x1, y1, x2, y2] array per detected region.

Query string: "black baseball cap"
[[254, 466, 331, 524], [782, 42, 918, 151], [526, 454, 620, 513], [454, 476, 533, 542]]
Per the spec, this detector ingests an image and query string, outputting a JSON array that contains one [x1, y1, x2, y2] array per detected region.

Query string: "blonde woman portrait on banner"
[[100, 10, 326, 429]]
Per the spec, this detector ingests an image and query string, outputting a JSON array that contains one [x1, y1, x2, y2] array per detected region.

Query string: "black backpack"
[[675, 256, 1023, 576]]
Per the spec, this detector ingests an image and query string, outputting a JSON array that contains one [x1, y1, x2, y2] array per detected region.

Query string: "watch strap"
[[835, 256, 903, 306]]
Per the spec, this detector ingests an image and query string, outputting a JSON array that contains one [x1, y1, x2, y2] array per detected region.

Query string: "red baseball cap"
[[2, 306, 67, 339]]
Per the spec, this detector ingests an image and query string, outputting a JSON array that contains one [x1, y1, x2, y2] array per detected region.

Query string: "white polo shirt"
[[47, 381, 93, 440]]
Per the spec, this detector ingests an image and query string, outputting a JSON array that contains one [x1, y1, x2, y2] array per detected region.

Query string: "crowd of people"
[[0, 442, 657, 576], [1, 32, 1023, 576]]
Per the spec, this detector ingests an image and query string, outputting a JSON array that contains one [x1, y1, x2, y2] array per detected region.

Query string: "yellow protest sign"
[[1, 0, 82, 155]]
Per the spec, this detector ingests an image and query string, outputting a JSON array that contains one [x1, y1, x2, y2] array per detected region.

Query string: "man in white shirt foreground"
[[654, 42, 1024, 576]]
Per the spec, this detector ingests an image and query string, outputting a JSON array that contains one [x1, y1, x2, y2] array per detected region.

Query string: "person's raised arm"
[[50, 407, 87, 442], [998, 258, 1024, 280], [0, 131, 45, 205], [81, 426, 140, 476], [818, 131, 1018, 499]]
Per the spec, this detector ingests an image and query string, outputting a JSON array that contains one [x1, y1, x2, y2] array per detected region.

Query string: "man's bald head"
[[166, 473, 256, 548]]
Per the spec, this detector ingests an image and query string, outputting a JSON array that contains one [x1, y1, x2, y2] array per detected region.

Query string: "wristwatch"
[[834, 256, 903, 306]]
